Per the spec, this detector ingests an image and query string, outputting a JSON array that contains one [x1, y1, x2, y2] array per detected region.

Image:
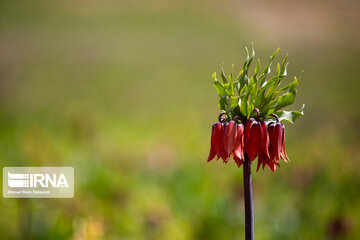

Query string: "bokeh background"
[[1, 0, 359, 239]]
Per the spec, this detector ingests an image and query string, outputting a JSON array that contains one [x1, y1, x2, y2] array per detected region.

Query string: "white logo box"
[[3, 167, 74, 198]]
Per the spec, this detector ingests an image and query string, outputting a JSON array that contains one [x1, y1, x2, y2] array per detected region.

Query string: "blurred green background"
[[0, 0, 359, 239]]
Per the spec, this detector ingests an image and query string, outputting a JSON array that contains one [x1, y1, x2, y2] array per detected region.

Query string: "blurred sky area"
[[0, 0, 360, 239]]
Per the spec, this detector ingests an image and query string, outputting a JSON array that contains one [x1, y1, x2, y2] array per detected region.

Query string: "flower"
[[207, 112, 289, 171], [207, 119, 245, 167], [244, 118, 261, 162], [223, 121, 237, 161], [256, 121, 289, 172], [207, 122, 227, 162], [260, 120, 270, 159], [232, 123, 245, 167], [207, 124, 217, 162]]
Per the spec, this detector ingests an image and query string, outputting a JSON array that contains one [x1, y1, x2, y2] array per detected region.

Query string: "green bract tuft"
[[212, 46, 304, 123]]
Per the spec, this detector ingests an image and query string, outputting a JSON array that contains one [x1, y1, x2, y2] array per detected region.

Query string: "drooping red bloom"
[[260, 120, 270, 159], [244, 118, 261, 162], [280, 124, 289, 162], [233, 123, 245, 167], [207, 122, 228, 162], [269, 122, 281, 161], [207, 124, 217, 162], [207, 120, 245, 166], [256, 122, 289, 171], [224, 121, 237, 159]]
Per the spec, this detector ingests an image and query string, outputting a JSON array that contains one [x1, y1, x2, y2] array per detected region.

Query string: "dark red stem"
[[243, 154, 254, 240]]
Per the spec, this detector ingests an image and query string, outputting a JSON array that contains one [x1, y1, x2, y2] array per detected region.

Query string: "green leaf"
[[249, 77, 257, 104], [280, 54, 288, 77], [247, 103, 254, 117], [229, 96, 240, 110], [255, 75, 279, 109], [276, 63, 281, 78], [239, 84, 246, 98], [239, 71, 249, 89], [225, 82, 234, 96], [240, 76, 257, 118], [274, 76, 298, 111], [244, 74, 249, 86], [213, 80, 226, 97], [264, 81, 277, 100], [260, 99, 277, 117], [261, 107, 276, 118], [275, 91, 297, 111], [254, 86, 267, 107], [236, 70, 243, 82], [259, 48, 279, 87], [235, 70, 243, 92], [246, 47, 255, 69], [271, 105, 305, 124], [212, 72, 216, 80], [278, 77, 298, 92], [221, 68, 228, 83], [288, 77, 299, 92], [271, 48, 280, 60], [240, 95, 248, 116], [239, 46, 255, 88], [218, 97, 227, 111], [256, 80, 277, 112], [255, 59, 260, 75], [245, 47, 250, 62], [281, 62, 289, 77]]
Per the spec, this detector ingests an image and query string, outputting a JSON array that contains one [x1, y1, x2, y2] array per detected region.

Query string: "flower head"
[[207, 112, 291, 171], [207, 46, 304, 171]]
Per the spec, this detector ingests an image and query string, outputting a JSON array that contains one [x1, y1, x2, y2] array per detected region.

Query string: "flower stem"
[[243, 154, 254, 240]]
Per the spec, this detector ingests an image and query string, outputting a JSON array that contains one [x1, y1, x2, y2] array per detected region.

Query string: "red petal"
[[270, 161, 276, 171], [244, 118, 255, 144], [257, 152, 266, 172], [233, 155, 244, 167], [207, 124, 217, 162], [274, 123, 282, 160], [280, 124, 289, 162], [260, 121, 270, 159]]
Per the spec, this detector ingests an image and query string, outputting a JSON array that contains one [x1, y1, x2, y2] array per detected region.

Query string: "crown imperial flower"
[[206, 46, 304, 171]]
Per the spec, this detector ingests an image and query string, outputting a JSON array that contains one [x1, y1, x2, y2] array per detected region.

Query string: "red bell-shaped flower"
[[260, 120, 270, 159], [280, 124, 289, 162], [224, 121, 237, 160], [268, 122, 282, 161], [244, 118, 261, 161], [233, 123, 244, 167], [257, 120, 289, 172], [207, 122, 228, 162], [207, 124, 217, 162]]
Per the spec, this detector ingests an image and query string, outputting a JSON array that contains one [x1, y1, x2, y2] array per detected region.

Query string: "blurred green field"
[[0, 0, 360, 239]]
